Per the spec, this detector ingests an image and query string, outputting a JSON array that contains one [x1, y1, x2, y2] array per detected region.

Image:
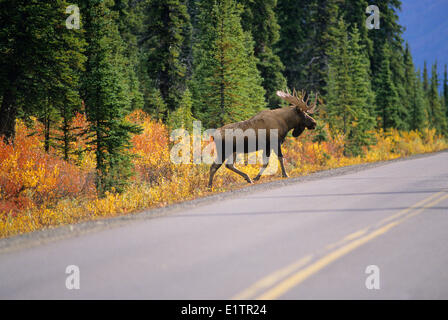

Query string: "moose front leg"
[[279, 157, 288, 178], [253, 162, 269, 182], [275, 145, 288, 178]]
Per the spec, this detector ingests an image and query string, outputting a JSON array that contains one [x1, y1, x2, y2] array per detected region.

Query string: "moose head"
[[276, 89, 318, 136]]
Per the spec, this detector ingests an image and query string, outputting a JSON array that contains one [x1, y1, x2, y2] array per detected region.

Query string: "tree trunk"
[[44, 115, 50, 152], [0, 86, 17, 143]]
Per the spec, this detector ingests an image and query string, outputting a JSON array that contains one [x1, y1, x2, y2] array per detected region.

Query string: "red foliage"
[[0, 120, 95, 217]]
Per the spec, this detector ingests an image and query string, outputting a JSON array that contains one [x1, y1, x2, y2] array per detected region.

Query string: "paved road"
[[1, 152, 448, 299]]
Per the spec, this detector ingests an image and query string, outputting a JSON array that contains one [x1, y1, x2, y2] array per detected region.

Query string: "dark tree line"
[[1, 0, 447, 192]]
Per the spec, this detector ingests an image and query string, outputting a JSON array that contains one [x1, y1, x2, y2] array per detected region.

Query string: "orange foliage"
[[1, 111, 447, 238], [0, 119, 95, 218], [127, 110, 171, 183]]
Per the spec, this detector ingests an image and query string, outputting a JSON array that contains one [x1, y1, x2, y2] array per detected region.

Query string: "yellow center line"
[[231, 190, 448, 300], [255, 193, 448, 300], [232, 255, 313, 300], [376, 190, 445, 225], [325, 228, 369, 250]]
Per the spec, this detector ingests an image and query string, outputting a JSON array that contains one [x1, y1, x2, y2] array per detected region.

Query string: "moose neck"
[[283, 106, 303, 133]]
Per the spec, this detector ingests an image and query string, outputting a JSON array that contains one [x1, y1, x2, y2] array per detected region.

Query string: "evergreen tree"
[[48, 3, 86, 159], [275, 0, 311, 90], [367, 0, 408, 125], [303, 0, 340, 94], [111, 0, 144, 111], [409, 69, 427, 131], [427, 62, 447, 134], [81, 0, 141, 195], [191, 0, 266, 128], [168, 88, 196, 132], [240, 0, 287, 108], [389, 47, 407, 128], [341, 0, 372, 59], [422, 61, 429, 93], [421, 61, 431, 122], [375, 44, 405, 130], [0, 0, 85, 143], [402, 45, 427, 131], [443, 64, 448, 119], [145, 88, 168, 121], [345, 26, 376, 155], [326, 20, 375, 156], [326, 19, 355, 136], [140, 0, 192, 117], [367, 0, 403, 77]]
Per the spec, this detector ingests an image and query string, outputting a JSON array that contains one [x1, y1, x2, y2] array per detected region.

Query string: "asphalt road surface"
[[1, 152, 448, 299]]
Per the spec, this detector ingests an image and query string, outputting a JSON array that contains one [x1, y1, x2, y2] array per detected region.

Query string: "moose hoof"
[[246, 178, 254, 184], [253, 175, 261, 182], [282, 174, 289, 178]]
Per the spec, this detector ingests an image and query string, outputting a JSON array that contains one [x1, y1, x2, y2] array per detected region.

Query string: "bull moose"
[[208, 89, 319, 188]]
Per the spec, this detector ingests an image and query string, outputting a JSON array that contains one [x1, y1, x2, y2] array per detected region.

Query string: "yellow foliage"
[[1, 113, 447, 238]]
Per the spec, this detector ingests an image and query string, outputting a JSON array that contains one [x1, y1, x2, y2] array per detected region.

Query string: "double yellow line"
[[232, 190, 448, 300]]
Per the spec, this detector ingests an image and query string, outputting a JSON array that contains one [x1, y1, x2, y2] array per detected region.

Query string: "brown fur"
[[207, 106, 317, 187]]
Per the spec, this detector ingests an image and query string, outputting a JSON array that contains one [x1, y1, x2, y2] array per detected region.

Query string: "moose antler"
[[276, 89, 319, 114]]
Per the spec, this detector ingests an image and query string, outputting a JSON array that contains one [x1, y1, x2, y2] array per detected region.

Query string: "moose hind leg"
[[253, 163, 268, 182], [208, 162, 223, 188], [225, 153, 253, 184], [254, 152, 270, 182]]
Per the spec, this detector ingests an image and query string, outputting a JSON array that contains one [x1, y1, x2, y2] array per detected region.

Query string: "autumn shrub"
[[1, 111, 447, 238], [0, 120, 95, 217], [128, 110, 173, 184]]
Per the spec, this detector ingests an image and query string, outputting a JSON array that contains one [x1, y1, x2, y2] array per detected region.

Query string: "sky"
[[397, 0, 448, 87]]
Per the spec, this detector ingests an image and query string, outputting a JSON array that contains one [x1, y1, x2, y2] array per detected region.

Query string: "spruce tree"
[[341, 0, 372, 59], [428, 62, 447, 134], [168, 89, 196, 132], [443, 64, 448, 119], [275, 0, 311, 90], [375, 44, 404, 130], [367, 0, 404, 78], [81, 0, 141, 195], [409, 69, 427, 131], [390, 49, 408, 129], [402, 44, 427, 131], [421, 61, 431, 123], [367, 0, 408, 125], [345, 26, 376, 155], [304, 0, 340, 94], [240, 0, 287, 108], [111, 0, 144, 111], [326, 19, 355, 136], [140, 0, 192, 117], [0, 0, 85, 143], [422, 61, 429, 93], [326, 20, 375, 156], [145, 88, 168, 121], [49, 2, 86, 159], [191, 0, 266, 128]]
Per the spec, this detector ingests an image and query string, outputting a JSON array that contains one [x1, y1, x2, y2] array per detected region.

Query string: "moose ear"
[[292, 124, 305, 137]]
